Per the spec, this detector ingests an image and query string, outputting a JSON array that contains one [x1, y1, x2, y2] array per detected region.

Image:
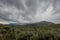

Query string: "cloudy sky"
[[0, 0, 60, 24]]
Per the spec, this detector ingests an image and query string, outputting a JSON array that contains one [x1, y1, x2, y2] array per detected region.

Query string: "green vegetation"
[[0, 24, 60, 40]]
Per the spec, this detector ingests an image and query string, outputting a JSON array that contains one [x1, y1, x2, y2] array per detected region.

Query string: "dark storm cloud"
[[0, 0, 23, 9], [0, 0, 60, 24], [0, 10, 18, 22], [53, 0, 60, 9]]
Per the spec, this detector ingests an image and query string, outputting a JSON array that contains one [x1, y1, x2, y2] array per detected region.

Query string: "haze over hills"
[[25, 21, 55, 26], [0, 21, 55, 26]]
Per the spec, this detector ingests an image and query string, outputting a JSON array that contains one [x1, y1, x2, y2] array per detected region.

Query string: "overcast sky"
[[0, 0, 60, 24]]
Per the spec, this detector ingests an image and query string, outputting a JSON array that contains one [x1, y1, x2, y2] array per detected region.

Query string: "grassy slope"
[[0, 24, 60, 40]]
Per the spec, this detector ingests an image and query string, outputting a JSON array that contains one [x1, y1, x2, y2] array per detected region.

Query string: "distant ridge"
[[38, 21, 54, 25], [25, 21, 55, 26], [0, 21, 54, 26]]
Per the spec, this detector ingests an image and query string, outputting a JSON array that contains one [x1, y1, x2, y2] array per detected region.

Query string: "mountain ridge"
[[0, 21, 55, 26]]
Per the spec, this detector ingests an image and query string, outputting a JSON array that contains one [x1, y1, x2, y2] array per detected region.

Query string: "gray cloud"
[[0, 0, 60, 24]]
